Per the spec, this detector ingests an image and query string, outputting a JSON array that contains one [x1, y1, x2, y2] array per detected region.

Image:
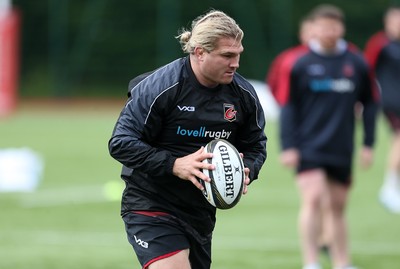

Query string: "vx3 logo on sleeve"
[[177, 105, 195, 112]]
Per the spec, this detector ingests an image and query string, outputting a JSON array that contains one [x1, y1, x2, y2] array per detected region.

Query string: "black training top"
[[109, 56, 267, 236], [279, 40, 378, 166]]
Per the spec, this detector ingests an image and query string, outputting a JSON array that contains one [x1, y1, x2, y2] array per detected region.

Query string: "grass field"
[[0, 100, 399, 269]]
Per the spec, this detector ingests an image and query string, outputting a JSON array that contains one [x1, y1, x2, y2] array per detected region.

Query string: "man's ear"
[[193, 46, 205, 61]]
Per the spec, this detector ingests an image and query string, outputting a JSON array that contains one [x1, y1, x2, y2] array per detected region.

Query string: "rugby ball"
[[201, 139, 245, 209]]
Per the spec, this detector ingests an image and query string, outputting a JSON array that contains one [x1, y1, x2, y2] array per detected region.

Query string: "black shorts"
[[297, 160, 352, 186], [383, 109, 400, 132], [122, 211, 212, 269]]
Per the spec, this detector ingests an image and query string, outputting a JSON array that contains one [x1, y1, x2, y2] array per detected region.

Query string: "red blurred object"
[[0, 9, 20, 117]]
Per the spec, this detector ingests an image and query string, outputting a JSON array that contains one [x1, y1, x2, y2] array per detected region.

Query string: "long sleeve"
[[280, 102, 299, 150], [108, 65, 182, 177], [236, 88, 267, 182], [108, 97, 177, 177], [359, 65, 379, 148]]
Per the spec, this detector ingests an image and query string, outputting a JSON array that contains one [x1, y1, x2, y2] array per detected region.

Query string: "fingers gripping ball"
[[201, 139, 245, 209]]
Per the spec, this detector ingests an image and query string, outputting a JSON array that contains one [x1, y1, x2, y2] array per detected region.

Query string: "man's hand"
[[360, 146, 374, 169], [238, 153, 251, 195], [242, 167, 251, 195], [280, 148, 300, 168], [172, 147, 214, 190]]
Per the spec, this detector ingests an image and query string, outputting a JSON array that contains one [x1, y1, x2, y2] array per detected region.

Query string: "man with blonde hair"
[[109, 10, 267, 269]]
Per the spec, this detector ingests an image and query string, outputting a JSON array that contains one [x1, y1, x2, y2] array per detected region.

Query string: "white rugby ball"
[[201, 139, 245, 209]]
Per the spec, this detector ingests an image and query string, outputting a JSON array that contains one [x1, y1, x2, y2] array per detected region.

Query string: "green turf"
[[0, 104, 399, 269]]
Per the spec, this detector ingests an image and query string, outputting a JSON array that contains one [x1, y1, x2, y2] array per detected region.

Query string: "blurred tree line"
[[12, 0, 397, 98]]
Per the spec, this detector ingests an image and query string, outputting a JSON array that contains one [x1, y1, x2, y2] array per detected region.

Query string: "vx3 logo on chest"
[[177, 105, 195, 112]]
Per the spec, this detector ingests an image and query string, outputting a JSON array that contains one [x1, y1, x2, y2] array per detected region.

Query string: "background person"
[[277, 4, 378, 269], [266, 14, 332, 254], [364, 5, 400, 214], [266, 15, 315, 106], [108, 10, 267, 269]]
